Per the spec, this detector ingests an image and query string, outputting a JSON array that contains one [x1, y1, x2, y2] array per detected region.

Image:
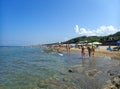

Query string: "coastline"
[[72, 46, 120, 60], [51, 45, 120, 60]]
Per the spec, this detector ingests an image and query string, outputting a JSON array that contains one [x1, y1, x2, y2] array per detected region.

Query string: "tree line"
[[64, 31, 120, 45]]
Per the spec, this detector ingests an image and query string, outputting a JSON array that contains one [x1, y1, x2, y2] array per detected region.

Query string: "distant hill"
[[64, 31, 120, 45]]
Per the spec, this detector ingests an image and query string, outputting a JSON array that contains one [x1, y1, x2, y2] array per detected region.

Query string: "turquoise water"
[[0, 46, 119, 89]]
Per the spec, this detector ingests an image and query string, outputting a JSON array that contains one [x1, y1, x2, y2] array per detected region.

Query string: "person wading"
[[87, 46, 91, 57], [81, 45, 85, 59], [91, 45, 95, 56]]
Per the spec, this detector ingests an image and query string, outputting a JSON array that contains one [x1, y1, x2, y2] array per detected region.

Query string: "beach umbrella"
[[117, 40, 120, 44], [92, 42, 102, 45], [88, 43, 92, 45]]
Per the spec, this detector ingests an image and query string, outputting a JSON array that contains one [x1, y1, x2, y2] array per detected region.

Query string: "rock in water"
[[102, 83, 117, 89], [86, 69, 101, 77], [105, 70, 120, 89]]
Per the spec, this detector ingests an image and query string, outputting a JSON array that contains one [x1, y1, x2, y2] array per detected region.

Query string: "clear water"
[[0, 46, 119, 89]]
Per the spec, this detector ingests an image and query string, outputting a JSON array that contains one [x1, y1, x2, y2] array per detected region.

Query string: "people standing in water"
[[66, 44, 71, 52], [91, 45, 95, 56], [87, 46, 91, 57], [81, 45, 85, 59]]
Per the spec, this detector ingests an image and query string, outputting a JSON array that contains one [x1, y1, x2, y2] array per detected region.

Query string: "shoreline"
[[71, 46, 120, 60], [50, 45, 120, 60]]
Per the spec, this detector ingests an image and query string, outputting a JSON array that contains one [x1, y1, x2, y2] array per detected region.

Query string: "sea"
[[0, 46, 119, 89]]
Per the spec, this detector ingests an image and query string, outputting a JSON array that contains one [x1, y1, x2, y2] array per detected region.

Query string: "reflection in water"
[[81, 57, 96, 68], [89, 57, 96, 68], [82, 58, 85, 67]]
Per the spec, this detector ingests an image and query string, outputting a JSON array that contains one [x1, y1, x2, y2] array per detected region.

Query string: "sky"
[[0, 0, 120, 46]]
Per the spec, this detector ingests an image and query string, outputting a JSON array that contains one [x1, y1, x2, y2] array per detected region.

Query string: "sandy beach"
[[58, 46, 120, 60], [94, 46, 120, 60]]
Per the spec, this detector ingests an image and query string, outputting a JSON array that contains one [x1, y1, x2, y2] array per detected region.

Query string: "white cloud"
[[75, 25, 79, 33], [74, 25, 120, 36]]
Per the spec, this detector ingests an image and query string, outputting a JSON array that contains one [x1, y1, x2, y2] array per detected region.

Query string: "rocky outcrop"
[[102, 70, 120, 89]]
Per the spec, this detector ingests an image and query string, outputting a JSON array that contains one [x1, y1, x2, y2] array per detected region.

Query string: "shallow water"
[[0, 46, 119, 89]]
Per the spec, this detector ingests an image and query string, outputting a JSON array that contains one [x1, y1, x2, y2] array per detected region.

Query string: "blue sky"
[[1, 0, 120, 46]]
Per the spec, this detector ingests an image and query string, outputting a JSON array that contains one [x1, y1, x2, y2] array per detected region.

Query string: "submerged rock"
[[102, 83, 117, 89], [68, 68, 81, 73], [107, 70, 120, 77], [86, 69, 101, 77], [37, 80, 48, 88], [112, 76, 120, 88], [68, 66, 84, 73], [68, 69, 73, 73], [59, 70, 68, 75], [106, 70, 120, 89], [67, 86, 76, 89], [63, 77, 71, 82]]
